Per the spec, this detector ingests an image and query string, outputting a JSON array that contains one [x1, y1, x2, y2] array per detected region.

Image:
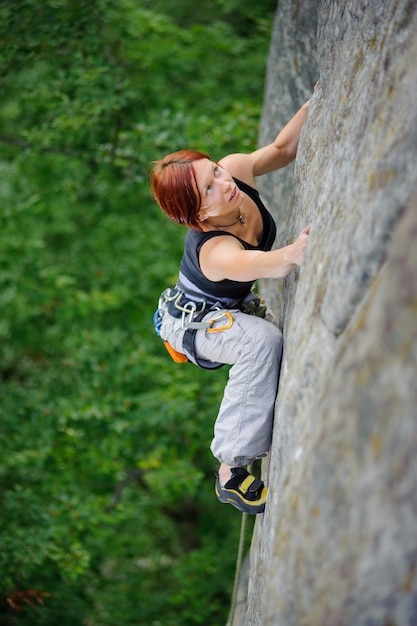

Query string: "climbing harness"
[[153, 284, 267, 370], [153, 286, 232, 369], [154, 284, 266, 369]]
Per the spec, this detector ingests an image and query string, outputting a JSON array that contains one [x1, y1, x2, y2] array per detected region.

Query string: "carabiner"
[[207, 311, 234, 333]]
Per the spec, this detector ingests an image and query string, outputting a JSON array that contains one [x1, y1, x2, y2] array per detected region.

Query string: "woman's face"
[[193, 158, 241, 223]]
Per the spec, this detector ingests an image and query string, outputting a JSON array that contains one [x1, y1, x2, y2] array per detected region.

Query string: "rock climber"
[[151, 99, 311, 514]]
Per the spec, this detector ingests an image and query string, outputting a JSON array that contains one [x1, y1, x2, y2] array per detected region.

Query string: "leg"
[[194, 310, 283, 467], [162, 308, 283, 514]]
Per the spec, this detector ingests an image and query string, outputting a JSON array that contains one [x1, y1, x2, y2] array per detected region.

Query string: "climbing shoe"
[[215, 467, 267, 514]]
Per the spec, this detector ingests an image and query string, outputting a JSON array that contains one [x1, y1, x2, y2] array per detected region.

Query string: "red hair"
[[151, 150, 210, 231]]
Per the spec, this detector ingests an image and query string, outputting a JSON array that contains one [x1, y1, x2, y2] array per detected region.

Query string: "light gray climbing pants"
[[160, 308, 283, 467]]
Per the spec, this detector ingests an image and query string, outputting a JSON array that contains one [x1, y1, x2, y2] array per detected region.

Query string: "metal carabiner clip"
[[206, 311, 234, 333]]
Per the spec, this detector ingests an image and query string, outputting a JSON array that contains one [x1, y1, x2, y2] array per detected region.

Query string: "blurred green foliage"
[[0, 0, 276, 623]]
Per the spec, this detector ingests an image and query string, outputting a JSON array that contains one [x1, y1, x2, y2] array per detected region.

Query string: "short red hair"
[[151, 150, 210, 231]]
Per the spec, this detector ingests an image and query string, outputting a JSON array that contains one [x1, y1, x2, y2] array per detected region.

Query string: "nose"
[[220, 173, 233, 192]]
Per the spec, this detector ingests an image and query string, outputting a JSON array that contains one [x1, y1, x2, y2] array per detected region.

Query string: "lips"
[[230, 187, 237, 201]]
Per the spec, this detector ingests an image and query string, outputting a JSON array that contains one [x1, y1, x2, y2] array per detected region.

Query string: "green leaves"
[[0, 0, 275, 623]]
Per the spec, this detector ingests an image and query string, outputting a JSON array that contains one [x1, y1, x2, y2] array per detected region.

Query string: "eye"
[[206, 166, 220, 194], [206, 165, 220, 194]]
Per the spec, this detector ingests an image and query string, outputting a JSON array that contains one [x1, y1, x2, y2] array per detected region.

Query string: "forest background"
[[0, 0, 277, 624]]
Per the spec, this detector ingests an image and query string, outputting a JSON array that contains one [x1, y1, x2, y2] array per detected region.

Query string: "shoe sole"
[[215, 482, 266, 515]]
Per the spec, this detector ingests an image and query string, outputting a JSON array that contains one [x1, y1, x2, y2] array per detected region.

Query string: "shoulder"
[[218, 153, 257, 188], [199, 232, 245, 260], [186, 228, 240, 254], [199, 234, 246, 281]]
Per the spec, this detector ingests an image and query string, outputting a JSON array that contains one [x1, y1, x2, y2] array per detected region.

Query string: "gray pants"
[[160, 309, 283, 467]]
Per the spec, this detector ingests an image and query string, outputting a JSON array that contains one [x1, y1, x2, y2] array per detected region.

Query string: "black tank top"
[[179, 178, 276, 302]]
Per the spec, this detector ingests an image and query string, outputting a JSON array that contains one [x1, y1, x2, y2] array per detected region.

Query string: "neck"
[[208, 207, 246, 229]]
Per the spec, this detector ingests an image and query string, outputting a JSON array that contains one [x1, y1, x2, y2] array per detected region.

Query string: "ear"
[[197, 208, 208, 222]]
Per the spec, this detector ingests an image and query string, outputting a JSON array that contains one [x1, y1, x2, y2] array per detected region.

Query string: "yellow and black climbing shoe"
[[215, 467, 267, 514]]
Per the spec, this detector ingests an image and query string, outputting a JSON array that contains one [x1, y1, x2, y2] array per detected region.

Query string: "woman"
[[151, 100, 311, 514]]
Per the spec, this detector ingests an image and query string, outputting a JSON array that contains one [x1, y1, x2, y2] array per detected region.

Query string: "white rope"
[[225, 510, 248, 626], [225, 463, 254, 626]]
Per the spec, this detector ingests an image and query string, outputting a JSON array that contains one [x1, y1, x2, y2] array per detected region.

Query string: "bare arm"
[[199, 225, 311, 282], [219, 100, 310, 184], [252, 99, 310, 175]]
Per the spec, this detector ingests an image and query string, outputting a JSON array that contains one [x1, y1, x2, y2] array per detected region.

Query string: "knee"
[[253, 321, 283, 362]]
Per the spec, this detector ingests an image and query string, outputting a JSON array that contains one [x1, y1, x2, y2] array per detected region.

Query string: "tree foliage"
[[0, 0, 275, 623]]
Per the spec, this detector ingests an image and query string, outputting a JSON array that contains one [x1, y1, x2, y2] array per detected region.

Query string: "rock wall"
[[239, 1, 417, 625]]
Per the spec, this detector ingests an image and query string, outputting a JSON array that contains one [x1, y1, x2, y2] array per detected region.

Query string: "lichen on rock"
[[237, 1, 417, 625]]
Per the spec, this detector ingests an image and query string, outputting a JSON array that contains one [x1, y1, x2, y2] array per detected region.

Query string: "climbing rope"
[[225, 463, 254, 626], [226, 510, 248, 626]]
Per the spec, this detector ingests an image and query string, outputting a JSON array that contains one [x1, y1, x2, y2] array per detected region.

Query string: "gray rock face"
[[241, 1, 417, 625]]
